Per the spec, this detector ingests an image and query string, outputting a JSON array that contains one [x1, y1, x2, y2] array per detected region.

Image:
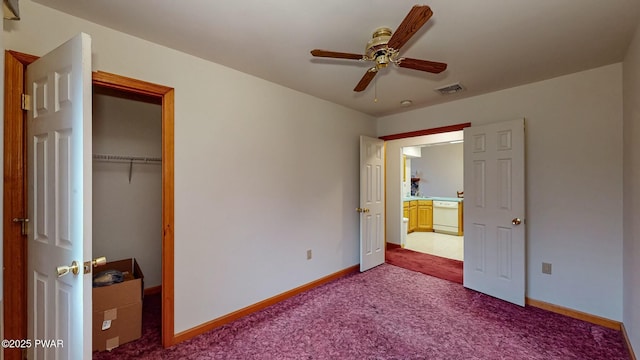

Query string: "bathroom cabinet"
[[403, 200, 432, 233], [417, 200, 433, 231]]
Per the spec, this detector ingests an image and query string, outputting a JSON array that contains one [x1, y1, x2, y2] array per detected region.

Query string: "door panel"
[[26, 33, 92, 359], [360, 136, 385, 271], [463, 119, 525, 306]]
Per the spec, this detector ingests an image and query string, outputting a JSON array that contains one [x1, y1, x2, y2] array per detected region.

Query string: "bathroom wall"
[[411, 143, 463, 197]]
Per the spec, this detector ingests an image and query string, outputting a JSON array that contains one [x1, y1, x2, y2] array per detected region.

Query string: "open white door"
[[463, 119, 526, 306], [26, 33, 93, 359], [359, 136, 385, 271]]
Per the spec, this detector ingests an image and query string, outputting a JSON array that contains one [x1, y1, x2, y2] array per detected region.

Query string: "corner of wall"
[[622, 14, 640, 358]]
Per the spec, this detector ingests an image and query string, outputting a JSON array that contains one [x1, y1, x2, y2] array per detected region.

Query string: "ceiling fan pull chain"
[[374, 78, 378, 103]]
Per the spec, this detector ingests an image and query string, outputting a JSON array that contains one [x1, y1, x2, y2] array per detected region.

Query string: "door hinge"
[[13, 217, 30, 235], [21, 93, 31, 111]]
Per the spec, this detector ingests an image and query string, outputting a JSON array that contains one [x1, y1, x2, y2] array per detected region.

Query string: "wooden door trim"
[[2, 52, 177, 354], [92, 70, 176, 348], [378, 122, 471, 141], [3, 50, 29, 360]]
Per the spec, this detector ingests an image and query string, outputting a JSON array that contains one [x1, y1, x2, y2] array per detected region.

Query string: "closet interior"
[[92, 86, 162, 347]]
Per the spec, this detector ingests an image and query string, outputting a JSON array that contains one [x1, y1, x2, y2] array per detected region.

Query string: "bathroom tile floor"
[[404, 231, 464, 261]]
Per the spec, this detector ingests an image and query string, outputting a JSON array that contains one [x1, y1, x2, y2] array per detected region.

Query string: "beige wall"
[[2, 0, 375, 334], [378, 64, 624, 321], [623, 17, 640, 355]]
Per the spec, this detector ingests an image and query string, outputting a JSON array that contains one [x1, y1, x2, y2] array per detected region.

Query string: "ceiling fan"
[[310, 5, 447, 92]]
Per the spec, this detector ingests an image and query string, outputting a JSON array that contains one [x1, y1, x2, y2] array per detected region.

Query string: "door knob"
[[83, 256, 107, 274], [512, 218, 522, 225], [56, 261, 80, 277], [92, 256, 107, 267]]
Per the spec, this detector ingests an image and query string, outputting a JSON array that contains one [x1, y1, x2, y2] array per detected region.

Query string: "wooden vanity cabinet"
[[409, 201, 417, 232], [403, 201, 409, 221], [404, 200, 433, 233], [417, 200, 433, 232]]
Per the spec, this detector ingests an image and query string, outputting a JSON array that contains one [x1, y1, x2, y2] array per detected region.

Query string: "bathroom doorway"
[[381, 123, 469, 282]]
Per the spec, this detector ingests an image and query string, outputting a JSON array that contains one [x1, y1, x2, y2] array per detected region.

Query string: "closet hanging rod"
[[92, 153, 162, 163]]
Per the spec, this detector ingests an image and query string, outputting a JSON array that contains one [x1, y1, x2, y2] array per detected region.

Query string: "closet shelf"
[[93, 153, 161, 164], [93, 153, 161, 184]]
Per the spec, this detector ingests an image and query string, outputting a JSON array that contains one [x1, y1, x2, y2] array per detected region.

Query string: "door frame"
[[2, 50, 177, 354]]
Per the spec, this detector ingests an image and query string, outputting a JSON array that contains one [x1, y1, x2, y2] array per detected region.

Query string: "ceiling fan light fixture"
[[375, 53, 390, 70], [366, 27, 393, 60]]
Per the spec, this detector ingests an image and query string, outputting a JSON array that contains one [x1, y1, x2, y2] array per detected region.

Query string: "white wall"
[[402, 146, 422, 158], [2, 0, 375, 334], [92, 93, 162, 289], [411, 143, 463, 198], [378, 64, 624, 321], [623, 18, 640, 355]]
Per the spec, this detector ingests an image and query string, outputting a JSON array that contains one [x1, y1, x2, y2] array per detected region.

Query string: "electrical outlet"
[[306, 249, 312, 260], [542, 262, 552, 275]]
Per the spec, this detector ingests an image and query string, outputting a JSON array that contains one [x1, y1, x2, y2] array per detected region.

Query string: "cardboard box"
[[92, 258, 144, 352]]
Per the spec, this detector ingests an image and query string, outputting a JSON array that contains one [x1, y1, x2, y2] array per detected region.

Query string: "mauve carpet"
[[94, 264, 629, 359], [385, 243, 463, 284]]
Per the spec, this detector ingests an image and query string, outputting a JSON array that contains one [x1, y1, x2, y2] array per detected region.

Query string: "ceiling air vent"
[[435, 83, 464, 95]]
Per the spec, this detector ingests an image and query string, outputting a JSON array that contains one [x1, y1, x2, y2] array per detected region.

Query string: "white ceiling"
[[33, 0, 640, 117]]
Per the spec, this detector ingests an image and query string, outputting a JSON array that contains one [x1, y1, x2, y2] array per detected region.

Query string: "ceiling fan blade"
[[398, 57, 447, 73], [354, 69, 377, 92], [311, 49, 364, 60], [387, 5, 433, 51]]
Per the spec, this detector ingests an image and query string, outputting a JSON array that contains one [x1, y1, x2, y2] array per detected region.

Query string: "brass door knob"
[[56, 261, 80, 277], [92, 256, 107, 267], [83, 256, 107, 274], [512, 218, 522, 225]]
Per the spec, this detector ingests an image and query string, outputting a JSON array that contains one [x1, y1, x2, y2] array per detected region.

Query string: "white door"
[[26, 33, 93, 359], [463, 119, 525, 306], [359, 136, 385, 271]]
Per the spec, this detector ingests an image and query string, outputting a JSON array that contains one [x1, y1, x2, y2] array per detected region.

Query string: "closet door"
[[26, 33, 94, 359]]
